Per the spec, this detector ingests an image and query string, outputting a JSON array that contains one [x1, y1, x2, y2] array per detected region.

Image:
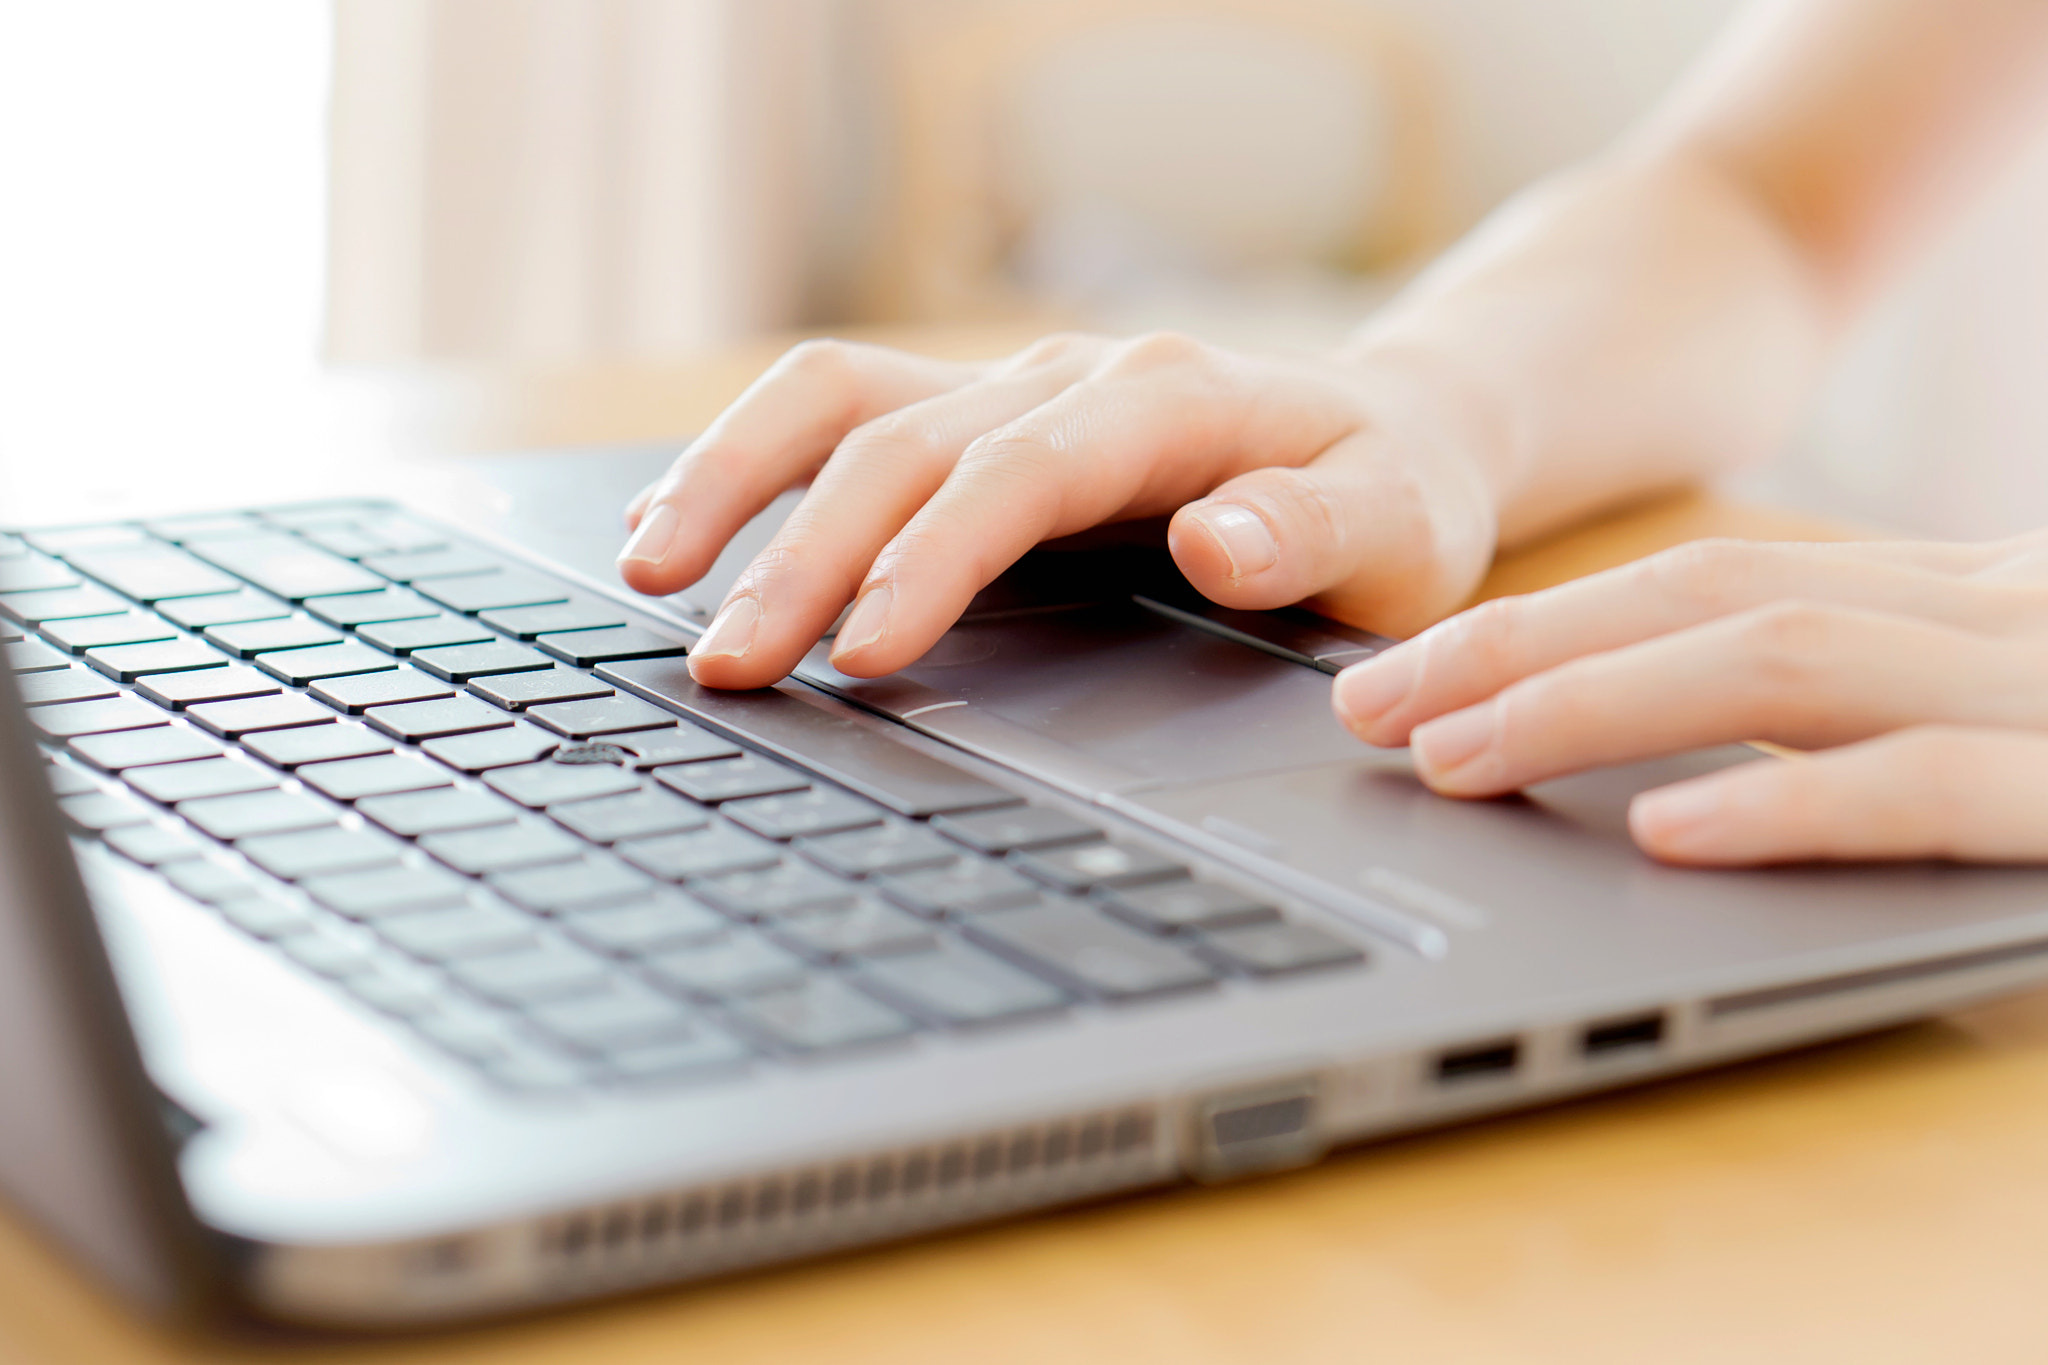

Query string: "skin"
[[620, 0, 2048, 866]]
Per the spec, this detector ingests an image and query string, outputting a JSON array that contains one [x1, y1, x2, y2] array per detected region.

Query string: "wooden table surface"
[[8, 329, 2047, 1365]]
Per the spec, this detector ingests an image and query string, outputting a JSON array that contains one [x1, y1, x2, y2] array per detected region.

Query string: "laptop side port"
[[1434, 1039, 1520, 1085], [1579, 1012, 1666, 1058], [1185, 1076, 1326, 1182]]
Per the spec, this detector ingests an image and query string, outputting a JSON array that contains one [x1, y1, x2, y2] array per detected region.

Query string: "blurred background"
[[5, 0, 2048, 541]]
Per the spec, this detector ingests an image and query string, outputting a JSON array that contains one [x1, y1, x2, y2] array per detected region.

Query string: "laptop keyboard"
[[2, 506, 1366, 1093]]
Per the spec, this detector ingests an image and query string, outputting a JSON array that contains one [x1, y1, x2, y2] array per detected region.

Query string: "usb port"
[[1580, 1013, 1665, 1057], [1434, 1040, 1520, 1084]]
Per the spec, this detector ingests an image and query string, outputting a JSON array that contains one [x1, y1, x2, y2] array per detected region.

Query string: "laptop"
[[9, 448, 2048, 1330]]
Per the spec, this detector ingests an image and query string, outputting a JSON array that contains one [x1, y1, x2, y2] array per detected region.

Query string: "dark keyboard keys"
[[355, 615, 491, 655], [185, 693, 333, 738], [360, 545, 503, 581], [255, 641, 395, 686], [562, 894, 726, 955], [479, 599, 626, 639], [356, 787, 520, 837], [721, 788, 882, 841], [203, 616, 342, 657], [723, 978, 914, 1052], [126, 757, 278, 804], [644, 937, 808, 997], [190, 534, 384, 600], [932, 806, 1103, 854], [302, 586, 438, 627], [655, 754, 809, 803], [20, 667, 120, 707], [693, 863, 855, 920], [548, 787, 708, 844], [484, 760, 642, 808], [607, 725, 744, 769], [467, 665, 614, 711], [1101, 881, 1280, 934], [29, 696, 165, 739], [302, 864, 473, 918], [39, 612, 180, 653], [70, 726, 224, 771], [796, 821, 957, 878], [178, 790, 337, 840], [157, 589, 291, 629], [239, 827, 405, 880], [309, 666, 449, 713], [297, 752, 454, 802], [967, 901, 1214, 1000], [416, 570, 570, 614], [1196, 921, 1364, 976], [876, 861, 1039, 918], [858, 941, 1067, 1025], [364, 695, 513, 742], [526, 694, 676, 739], [419, 723, 560, 773], [1009, 843, 1187, 893], [409, 640, 552, 683], [772, 898, 937, 960], [419, 819, 585, 875], [1, 584, 128, 625], [534, 626, 686, 667], [616, 824, 781, 881], [136, 664, 279, 710], [85, 639, 227, 682], [244, 721, 393, 769], [489, 855, 656, 914]]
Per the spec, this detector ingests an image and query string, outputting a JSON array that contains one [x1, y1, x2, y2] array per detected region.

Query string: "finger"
[[616, 339, 979, 596], [687, 349, 1108, 688], [1630, 725, 2048, 865], [1334, 537, 2029, 747], [825, 335, 1368, 676], [1407, 602, 2039, 797]]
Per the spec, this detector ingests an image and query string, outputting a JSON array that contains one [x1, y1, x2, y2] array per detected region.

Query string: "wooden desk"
[[8, 334, 2045, 1365]]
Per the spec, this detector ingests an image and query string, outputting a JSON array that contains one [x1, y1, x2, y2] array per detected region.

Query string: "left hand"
[[1330, 533, 2048, 866]]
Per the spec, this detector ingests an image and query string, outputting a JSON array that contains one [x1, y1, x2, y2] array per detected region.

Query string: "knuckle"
[[1436, 596, 1525, 677], [1643, 538, 1751, 613], [779, 337, 859, 380], [1009, 331, 1100, 369], [1102, 330, 1210, 376], [834, 412, 949, 471], [1733, 600, 1843, 681], [1878, 725, 1978, 801]]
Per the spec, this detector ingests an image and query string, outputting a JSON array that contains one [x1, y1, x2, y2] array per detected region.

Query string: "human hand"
[[1331, 535, 2048, 866], [617, 333, 1502, 689]]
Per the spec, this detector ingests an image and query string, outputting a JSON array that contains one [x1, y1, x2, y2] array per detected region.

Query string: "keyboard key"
[[360, 545, 504, 581], [858, 942, 1068, 1025], [136, 664, 279, 709], [654, 754, 809, 804], [85, 639, 226, 682], [932, 806, 1104, 854], [1196, 921, 1364, 976], [189, 534, 384, 600], [255, 641, 394, 686], [19, 667, 119, 707], [2, 584, 129, 625], [528, 988, 701, 1052], [356, 786, 520, 837], [484, 760, 642, 808], [42, 761, 99, 796], [163, 859, 269, 904], [967, 901, 1215, 1000], [617, 824, 781, 880], [644, 937, 807, 997], [534, 626, 686, 667], [185, 692, 333, 739], [548, 787, 708, 844], [561, 893, 727, 955], [277, 925, 380, 976], [202, 616, 343, 657], [489, 855, 656, 914], [412, 1002, 526, 1061], [297, 752, 454, 801], [0, 554, 79, 593], [58, 790, 154, 830], [771, 897, 937, 960], [723, 978, 914, 1052], [143, 512, 263, 543], [606, 727, 746, 769], [1009, 843, 1187, 893], [243, 721, 392, 769], [450, 944, 613, 1007], [39, 612, 179, 653], [796, 821, 957, 878], [526, 694, 677, 739], [722, 788, 883, 841], [309, 666, 450, 713], [480, 599, 626, 639], [356, 614, 491, 655], [29, 696, 165, 739], [157, 589, 291, 629], [227, 897, 326, 943], [419, 819, 585, 875], [1100, 881, 1280, 934], [304, 518, 447, 560], [126, 757, 277, 804], [420, 723, 560, 773], [467, 666, 614, 711], [416, 570, 569, 614], [24, 526, 148, 554], [377, 905, 537, 961], [302, 864, 473, 918], [606, 1030, 751, 1080], [876, 861, 1039, 918], [101, 822, 207, 867], [301, 586, 438, 627], [341, 963, 445, 1017], [67, 546, 240, 601], [410, 640, 552, 683], [693, 863, 856, 920], [8, 636, 72, 672], [178, 789, 336, 840], [364, 695, 513, 742], [70, 726, 224, 771], [239, 826, 405, 880]]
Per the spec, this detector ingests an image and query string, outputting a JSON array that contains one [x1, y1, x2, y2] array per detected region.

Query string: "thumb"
[[1164, 429, 1495, 637]]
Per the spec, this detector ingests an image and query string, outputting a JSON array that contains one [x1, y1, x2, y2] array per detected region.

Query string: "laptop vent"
[[533, 1105, 1164, 1293]]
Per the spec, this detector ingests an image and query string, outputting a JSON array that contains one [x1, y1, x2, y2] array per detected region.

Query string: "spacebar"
[[596, 657, 1020, 817]]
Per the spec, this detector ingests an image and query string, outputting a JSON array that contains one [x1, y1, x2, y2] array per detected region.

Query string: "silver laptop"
[[8, 449, 2048, 1330]]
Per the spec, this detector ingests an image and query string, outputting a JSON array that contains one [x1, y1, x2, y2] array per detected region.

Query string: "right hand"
[[615, 331, 1506, 689]]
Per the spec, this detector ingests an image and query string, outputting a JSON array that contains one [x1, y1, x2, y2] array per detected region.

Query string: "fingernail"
[[1333, 650, 1417, 731], [617, 501, 680, 567], [833, 586, 893, 660], [1411, 705, 1494, 782], [1189, 503, 1278, 584], [690, 595, 759, 663]]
